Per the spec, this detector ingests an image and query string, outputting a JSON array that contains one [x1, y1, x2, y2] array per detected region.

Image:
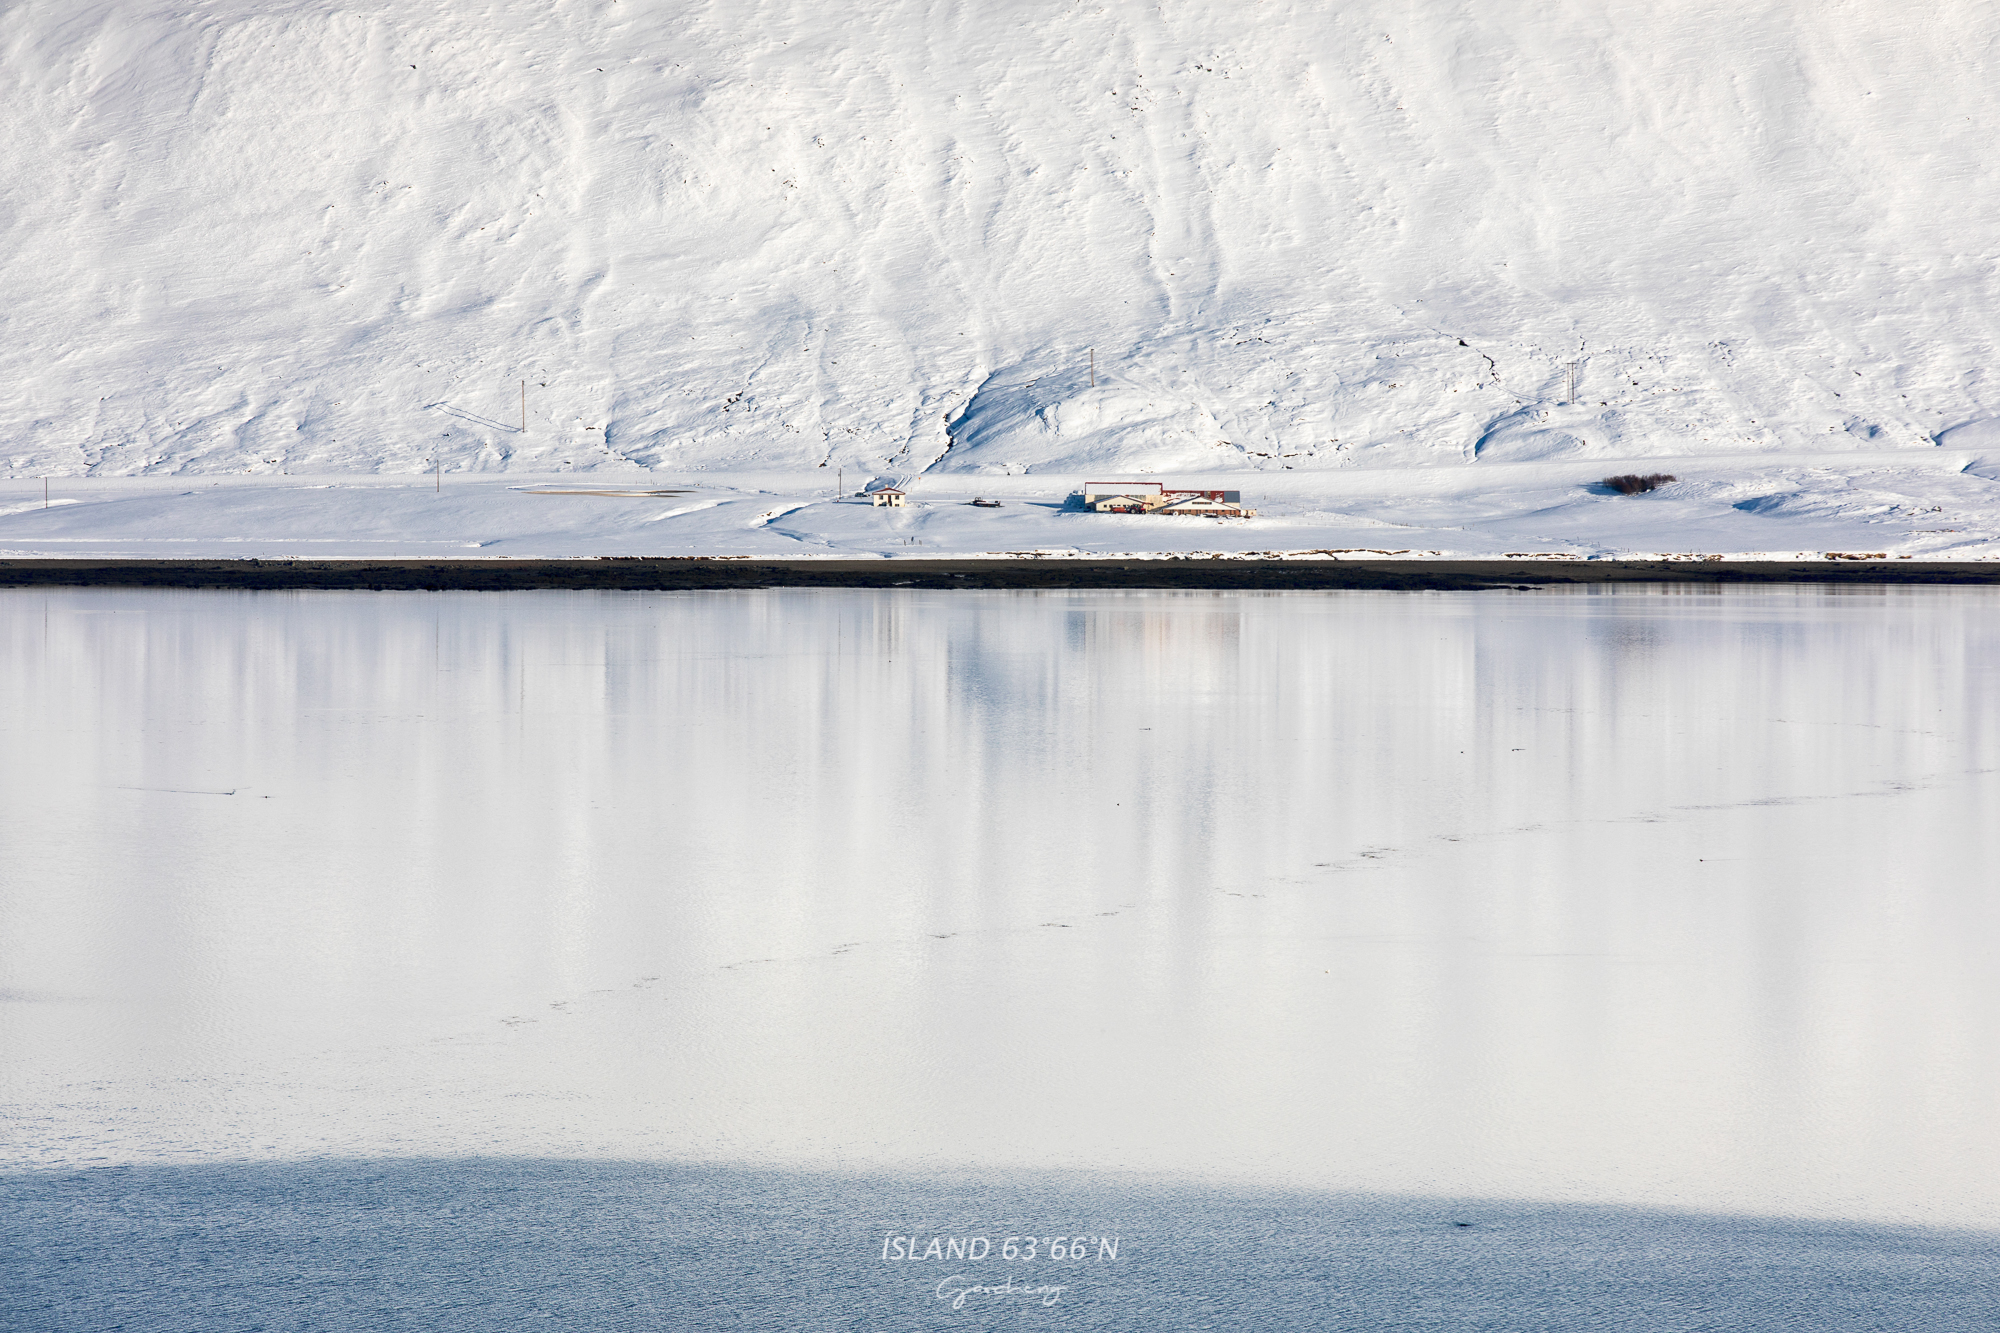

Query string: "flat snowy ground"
[[4, 451, 1999, 562]]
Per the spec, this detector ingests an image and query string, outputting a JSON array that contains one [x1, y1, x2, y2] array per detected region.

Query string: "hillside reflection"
[[2, 586, 1996, 1228]]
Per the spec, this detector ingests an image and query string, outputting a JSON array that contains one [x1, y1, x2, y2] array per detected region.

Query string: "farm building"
[[869, 487, 907, 507], [1081, 481, 1163, 512], [1155, 491, 1255, 517], [1077, 482, 1254, 518]]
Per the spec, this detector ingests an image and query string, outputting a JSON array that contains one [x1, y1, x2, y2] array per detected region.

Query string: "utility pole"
[[520, 381, 526, 433], [1089, 348, 1095, 389], [838, 466, 843, 498], [44, 477, 48, 509]]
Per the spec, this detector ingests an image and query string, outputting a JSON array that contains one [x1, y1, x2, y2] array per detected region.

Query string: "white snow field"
[[4, 0, 2000, 556], [5, 451, 2000, 561]]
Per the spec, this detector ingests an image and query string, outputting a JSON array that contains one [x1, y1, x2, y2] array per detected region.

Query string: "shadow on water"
[[3, 1159, 1995, 1331]]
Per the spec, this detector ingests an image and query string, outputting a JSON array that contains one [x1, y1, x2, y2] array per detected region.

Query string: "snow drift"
[[3, 0, 1997, 478]]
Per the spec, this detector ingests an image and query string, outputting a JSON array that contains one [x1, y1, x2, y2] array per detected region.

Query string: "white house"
[[870, 487, 907, 507], [1081, 481, 1162, 512]]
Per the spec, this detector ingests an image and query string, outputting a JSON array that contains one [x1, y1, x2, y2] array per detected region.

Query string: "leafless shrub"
[[1602, 473, 1677, 495]]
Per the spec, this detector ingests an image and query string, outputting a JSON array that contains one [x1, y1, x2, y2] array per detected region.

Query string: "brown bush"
[[1602, 473, 1677, 494]]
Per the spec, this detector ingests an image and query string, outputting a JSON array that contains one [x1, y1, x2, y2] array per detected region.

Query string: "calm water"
[[4, 587, 1998, 1329]]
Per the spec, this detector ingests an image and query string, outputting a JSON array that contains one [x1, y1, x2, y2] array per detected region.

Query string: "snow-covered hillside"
[[5, 0, 1998, 480]]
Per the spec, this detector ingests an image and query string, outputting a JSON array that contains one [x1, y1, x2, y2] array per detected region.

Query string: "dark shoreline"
[[4, 557, 2000, 591]]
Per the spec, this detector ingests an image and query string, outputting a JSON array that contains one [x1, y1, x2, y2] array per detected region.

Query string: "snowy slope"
[[4, 0, 1998, 481]]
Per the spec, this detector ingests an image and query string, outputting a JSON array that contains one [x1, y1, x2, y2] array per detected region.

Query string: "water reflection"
[[1, 587, 1995, 1227]]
